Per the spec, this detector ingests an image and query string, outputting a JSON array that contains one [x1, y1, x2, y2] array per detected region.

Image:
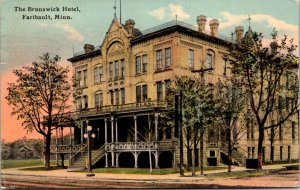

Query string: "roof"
[[69, 20, 234, 62]]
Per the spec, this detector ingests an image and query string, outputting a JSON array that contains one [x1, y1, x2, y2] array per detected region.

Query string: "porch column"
[[115, 118, 118, 143], [80, 121, 84, 144], [111, 116, 114, 143], [104, 118, 107, 144], [55, 128, 58, 165], [105, 153, 108, 168], [155, 151, 159, 168], [155, 113, 159, 148], [134, 115, 137, 143], [111, 152, 115, 167], [116, 152, 119, 167], [134, 152, 138, 168], [111, 116, 115, 167]]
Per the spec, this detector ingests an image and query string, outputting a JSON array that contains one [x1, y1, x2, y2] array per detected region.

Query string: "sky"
[[0, 0, 299, 142]]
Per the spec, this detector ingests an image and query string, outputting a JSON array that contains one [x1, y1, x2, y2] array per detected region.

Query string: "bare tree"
[[6, 53, 72, 169]]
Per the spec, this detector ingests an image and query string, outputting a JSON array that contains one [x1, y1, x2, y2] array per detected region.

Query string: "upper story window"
[[76, 97, 82, 110], [76, 70, 82, 87], [142, 85, 148, 101], [136, 56, 141, 75], [121, 88, 125, 104], [109, 62, 113, 81], [94, 66, 103, 83], [115, 61, 119, 80], [121, 59, 125, 78], [292, 121, 296, 141], [115, 89, 119, 105], [94, 92, 103, 108], [165, 79, 171, 98], [110, 90, 114, 105], [188, 49, 194, 69], [142, 55, 148, 73], [157, 81, 163, 101], [223, 58, 227, 75], [156, 50, 162, 70], [83, 69, 87, 86], [136, 85, 141, 103], [83, 95, 88, 110], [207, 50, 215, 71], [165, 48, 171, 68]]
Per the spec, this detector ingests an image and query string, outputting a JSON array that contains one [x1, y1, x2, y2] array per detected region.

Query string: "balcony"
[[76, 100, 168, 117]]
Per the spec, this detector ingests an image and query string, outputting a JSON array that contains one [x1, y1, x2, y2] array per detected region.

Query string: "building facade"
[[53, 15, 298, 170]]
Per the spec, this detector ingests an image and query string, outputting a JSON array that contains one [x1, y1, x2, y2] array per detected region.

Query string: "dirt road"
[[1, 170, 299, 189]]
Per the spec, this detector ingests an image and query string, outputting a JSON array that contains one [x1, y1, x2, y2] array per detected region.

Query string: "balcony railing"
[[76, 100, 168, 116], [50, 144, 84, 153], [106, 140, 176, 152]]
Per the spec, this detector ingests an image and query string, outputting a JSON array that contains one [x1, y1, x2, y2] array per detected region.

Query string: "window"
[[188, 49, 194, 68], [136, 56, 141, 74], [136, 86, 141, 103], [121, 88, 125, 104], [292, 122, 296, 141], [94, 93, 103, 108], [94, 67, 103, 83], [286, 97, 290, 111], [280, 146, 283, 160], [109, 62, 113, 81], [223, 58, 227, 75], [252, 147, 255, 158], [210, 151, 215, 157], [95, 93, 99, 107], [165, 80, 171, 98], [110, 90, 114, 105], [165, 48, 171, 68], [115, 89, 119, 105], [121, 59, 125, 78], [271, 146, 274, 161], [142, 55, 148, 73], [156, 50, 162, 70], [278, 96, 284, 110], [83, 95, 88, 109], [288, 146, 291, 161], [246, 120, 250, 140], [157, 81, 163, 101], [142, 85, 147, 101], [115, 61, 119, 79], [207, 53, 213, 69], [76, 71, 82, 87], [83, 69, 87, 86], [286, 74, 290, 89], [251, 121, 254, 140], [76, 97, 82, 110], [279, 125, 283, 141]]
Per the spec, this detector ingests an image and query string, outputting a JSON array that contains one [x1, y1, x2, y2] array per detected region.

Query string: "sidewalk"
[[1, 163, 293, 182]]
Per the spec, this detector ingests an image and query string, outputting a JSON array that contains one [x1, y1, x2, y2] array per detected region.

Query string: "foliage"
[[5, 53, 73, 169], [229, 28, 299, 169], [1, 137, 43, 160]]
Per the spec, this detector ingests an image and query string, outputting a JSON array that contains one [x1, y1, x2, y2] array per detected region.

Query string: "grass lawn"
[[206, 170, 265, 178], [1, 159, 66, 169], [92, 166, 227, 175]]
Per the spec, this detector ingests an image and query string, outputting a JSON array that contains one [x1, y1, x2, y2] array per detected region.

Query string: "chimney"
[[235, 26, 244, 44], [84, 44, 95, 53], [209, 19, 219, 37], [125, 19, 135, 36], [196, 15, 206, 33], [270, 41, 278, 54]]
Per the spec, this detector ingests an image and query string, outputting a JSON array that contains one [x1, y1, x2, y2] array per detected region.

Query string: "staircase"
[[220, 143, 247, 166], [68, 145, 106, 172]]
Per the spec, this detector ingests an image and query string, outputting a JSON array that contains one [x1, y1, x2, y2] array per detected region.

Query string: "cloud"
[[38, 22, 84, 42], [148, 7, 165, 20], [148, 3, 190, 21], [168, 3, 190, 20], [219, 12, 298, 36], [54, 23, 84, 42]]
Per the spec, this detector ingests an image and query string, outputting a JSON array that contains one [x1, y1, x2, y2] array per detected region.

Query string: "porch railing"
[[106, 140, 176, 151], [50, 144, 83, 153]]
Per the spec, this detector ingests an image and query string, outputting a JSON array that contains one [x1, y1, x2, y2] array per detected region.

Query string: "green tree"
[[6, 53, 72, 169], [215, 78, 245, 172], [229, 29, 299, 170], [166, 76, 216, 175]]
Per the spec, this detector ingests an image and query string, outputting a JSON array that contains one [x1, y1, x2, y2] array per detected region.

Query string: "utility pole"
[[192, 67, 213, 176]]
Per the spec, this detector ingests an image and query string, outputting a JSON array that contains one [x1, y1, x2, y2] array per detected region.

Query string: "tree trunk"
[[192, 126, 198, 176], [227, 127, 232, 172], [257, 125, 264, 170], [187, 133, 190, 171], [270, 140, 273, 164], [44, 134, 51, 170]]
